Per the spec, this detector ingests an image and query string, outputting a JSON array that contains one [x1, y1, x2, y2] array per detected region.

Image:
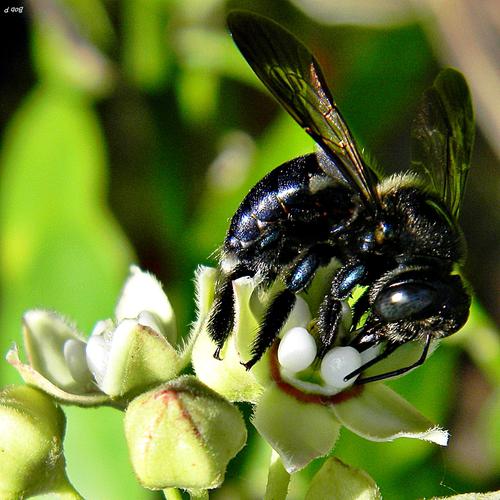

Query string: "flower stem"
[[52, 480, 84, 499], [49, 464, 84, 499], [188, 489, 209, 500], [163, 488, 183, 500], [265, 450, 290, 500]]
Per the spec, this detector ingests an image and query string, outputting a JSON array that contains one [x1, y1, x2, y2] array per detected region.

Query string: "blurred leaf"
[[0, 86, 145, 498], [61, 0, 115, 48], [338, 24, 433, 146], [177, 67, 219, 124], [449, 299, 500, 385], [291, 0, 415, 27], [189, 113, 314, 259], [482, 388, 500, 472], [63, 406, 155, 499], [0, 86, 133, 336], [122, 0, 172, 90], [175, 27, 256, 86], [177, 0, 223, 22], [30, 0, 114, 95]]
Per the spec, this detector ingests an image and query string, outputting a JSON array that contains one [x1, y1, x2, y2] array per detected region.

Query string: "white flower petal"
[[63, 339, 93, 384], [22, 309, 86, 392], [193, 273, 264, 403], [330, 383, 449, 446], [86, 332, 111, 388], [115, 266, 176, 343], [359, 344, 382, 365], [137, 311, 164, 336], [252, 384, 341, 473], [282, 296, 312, 332]]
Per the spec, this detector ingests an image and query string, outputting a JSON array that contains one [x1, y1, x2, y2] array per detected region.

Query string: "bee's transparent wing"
[[227, 10, 380, 210], [411, 68, 475, 218]]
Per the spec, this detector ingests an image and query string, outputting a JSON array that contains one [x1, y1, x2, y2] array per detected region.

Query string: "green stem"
[[55, 489, 84, 500], [265, 450, 290, 500], [49, 463, 84, 500], [163, 488, 183, 500], [188, 489, 209, 500]]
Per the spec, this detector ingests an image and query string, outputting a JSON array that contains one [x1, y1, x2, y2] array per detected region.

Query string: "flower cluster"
[[2, 264, 452, 497], [192, 266, 448, 472]]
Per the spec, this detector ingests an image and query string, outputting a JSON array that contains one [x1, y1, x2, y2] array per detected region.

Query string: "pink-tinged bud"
[[125, 376, 247, 490]]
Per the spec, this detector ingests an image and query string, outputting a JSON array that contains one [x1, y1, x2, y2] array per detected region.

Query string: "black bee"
[[207, 11, 474, 383]]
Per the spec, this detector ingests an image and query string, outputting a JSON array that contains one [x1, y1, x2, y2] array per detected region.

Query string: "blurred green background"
[[0, 0, 499, 498]]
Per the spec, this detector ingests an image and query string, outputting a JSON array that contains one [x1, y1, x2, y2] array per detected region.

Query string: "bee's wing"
[[411, 68, 475, 218], [227, 11, 381, 210]]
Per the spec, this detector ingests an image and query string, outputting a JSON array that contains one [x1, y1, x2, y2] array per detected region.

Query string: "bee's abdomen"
[[224, 153, 354, 255]]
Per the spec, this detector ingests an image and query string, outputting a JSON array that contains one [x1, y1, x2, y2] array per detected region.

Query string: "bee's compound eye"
[[374, 282, 438, 322], [320, 346, 362, 388], [278, 327, 317, 373]]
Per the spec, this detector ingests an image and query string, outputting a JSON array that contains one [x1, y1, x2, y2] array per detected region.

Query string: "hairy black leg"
[[317, 261, 367, 356], [243, 288, 296, 370], [243, 248, 327, 369], [346, 333, 432, 384], [207, 265, 251, 359], [318, 298, 342, 357]]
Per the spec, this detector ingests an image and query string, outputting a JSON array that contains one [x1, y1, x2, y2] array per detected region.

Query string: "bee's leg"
[[317, 261, 367, 356], [242, 288, 297, 370], [243, 250, 325, 370], [347, 333, 432, 384], [207, 264, 252, 359], [317, 297, 342, 356]]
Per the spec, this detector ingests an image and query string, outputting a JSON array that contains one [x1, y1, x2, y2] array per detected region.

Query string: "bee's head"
[[361, 269, 471, 343]]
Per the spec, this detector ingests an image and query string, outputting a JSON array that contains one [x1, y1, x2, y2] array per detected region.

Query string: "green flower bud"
[[86, 317, 181, 398], [305, 457, 381, 500], [0, 385, 79, 499], [124, 376, 247, 490]]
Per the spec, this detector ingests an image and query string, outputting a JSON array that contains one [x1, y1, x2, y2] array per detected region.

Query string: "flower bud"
[[124, 376, 247, 490], [0, 385, 77, 498], [305, 457, 381, 500], [85, 318, 181, 398]]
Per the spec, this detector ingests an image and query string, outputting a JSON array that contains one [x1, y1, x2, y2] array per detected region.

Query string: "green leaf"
[[0, 86, 133, 356], [0, 86, 141, 497], [122, 0, 172, 90], [30, 0, 113, 94]]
